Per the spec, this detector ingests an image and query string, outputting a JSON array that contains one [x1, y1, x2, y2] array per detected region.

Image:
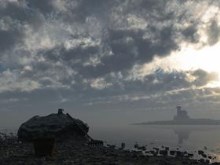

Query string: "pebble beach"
[[1, 133, 220, 165]]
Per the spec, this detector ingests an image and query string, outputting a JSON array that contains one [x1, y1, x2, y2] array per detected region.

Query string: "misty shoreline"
[[1, 109, 220, 165], [1, 131, 220, 165]]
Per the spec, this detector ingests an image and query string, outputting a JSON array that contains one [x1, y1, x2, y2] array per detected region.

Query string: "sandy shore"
[[1, 133, 220, 165]]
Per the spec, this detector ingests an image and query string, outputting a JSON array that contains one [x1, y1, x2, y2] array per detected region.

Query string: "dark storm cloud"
[[42, 24, 179, 79], [0, 0, 202, 68], [25, 0, 204, 80], [0, 29, 22, 53], [0, 1, 31, 22], [0, 1, 43, 26], [0, 0, 219, 108], [71, 0, 115, 22], [43, 43, 99, 63], [192, 69, 218, 87], [0, 1, 43, 53], [182, 26, 199, 43], [102, 26, 176, 71], [25, 0, 55, 14]]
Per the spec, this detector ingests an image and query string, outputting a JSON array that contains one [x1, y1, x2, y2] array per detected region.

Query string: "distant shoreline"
[[134, 119, 220, 125]]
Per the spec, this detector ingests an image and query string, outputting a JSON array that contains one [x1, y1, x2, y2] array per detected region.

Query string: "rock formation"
[[17, 109, 90, 142]]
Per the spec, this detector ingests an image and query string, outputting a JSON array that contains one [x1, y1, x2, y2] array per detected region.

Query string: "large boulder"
[[17, 109, 90, 142]]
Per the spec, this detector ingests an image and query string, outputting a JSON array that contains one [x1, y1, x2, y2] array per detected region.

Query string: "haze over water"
[[1, 0, 220, 162]]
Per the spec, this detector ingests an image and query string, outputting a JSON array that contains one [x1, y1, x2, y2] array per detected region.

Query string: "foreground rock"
[[17, 109, 90, 142]]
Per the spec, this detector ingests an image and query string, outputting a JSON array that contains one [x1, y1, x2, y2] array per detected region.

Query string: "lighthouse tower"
[[173, 106, 190, 121]]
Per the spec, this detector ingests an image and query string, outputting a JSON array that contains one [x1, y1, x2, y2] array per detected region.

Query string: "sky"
[[0, 0, 220, 129]]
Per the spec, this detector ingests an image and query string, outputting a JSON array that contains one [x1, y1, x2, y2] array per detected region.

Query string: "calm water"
[[3, 124, 220, 161], [90, 124, 220, 161]]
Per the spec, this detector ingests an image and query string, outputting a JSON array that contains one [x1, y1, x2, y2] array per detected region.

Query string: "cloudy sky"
[[1, 0, 220, 129]]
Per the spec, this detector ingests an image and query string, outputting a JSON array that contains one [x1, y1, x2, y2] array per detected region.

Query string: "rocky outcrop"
[[17, 109, 90, 142]]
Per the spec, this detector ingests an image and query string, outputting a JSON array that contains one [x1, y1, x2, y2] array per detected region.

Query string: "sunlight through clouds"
[[0, 0, 220, 111], [137, 42, 220, 87]]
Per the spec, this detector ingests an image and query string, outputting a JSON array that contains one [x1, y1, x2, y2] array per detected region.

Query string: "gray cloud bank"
[[0, 0, 220, 125]]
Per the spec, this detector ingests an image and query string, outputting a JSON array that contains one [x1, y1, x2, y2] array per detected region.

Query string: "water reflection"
[[173, 127, 190, 144], [160, 125, 220, 145]]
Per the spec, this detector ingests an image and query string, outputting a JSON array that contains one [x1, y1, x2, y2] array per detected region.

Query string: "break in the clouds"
[[0, 0, 220, 114]]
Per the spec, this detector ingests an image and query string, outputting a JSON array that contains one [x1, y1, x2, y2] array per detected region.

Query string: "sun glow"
[[175, 43, 220, 73], [139, 42, 220, 87], [169, 42, 220, 87]]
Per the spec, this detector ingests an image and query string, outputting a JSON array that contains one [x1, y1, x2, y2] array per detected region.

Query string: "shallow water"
[[3, 124, 220, 161], [90, 124, 220, 161]]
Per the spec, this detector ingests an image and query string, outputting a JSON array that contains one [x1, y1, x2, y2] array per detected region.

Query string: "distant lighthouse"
[[173, 106, 190, 121]]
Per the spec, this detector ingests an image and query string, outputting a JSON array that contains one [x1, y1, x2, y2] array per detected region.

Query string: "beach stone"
[[159, 150, 168, 156], [17, 109, 89, 142]]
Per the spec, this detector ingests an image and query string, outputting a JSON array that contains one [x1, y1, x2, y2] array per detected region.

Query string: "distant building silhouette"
[[141, 106, 220, 125], [173, 106, 190, 121], [58, 108, 64, 115]]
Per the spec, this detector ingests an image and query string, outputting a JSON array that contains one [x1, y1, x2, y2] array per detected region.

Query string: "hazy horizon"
[[1, 0, 220, 130]]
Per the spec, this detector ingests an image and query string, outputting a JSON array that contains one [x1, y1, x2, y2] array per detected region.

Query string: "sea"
[[90, 124, 220, 161], [2, 124, 220, 162]]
